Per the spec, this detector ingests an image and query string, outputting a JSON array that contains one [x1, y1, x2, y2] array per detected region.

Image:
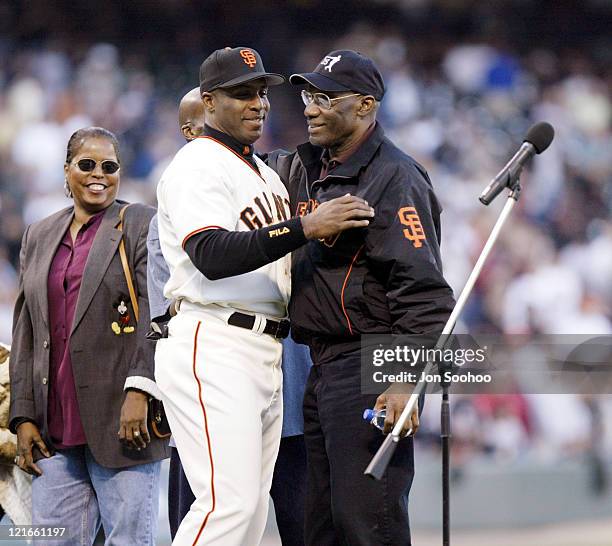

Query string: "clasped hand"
[[118, 390, 151, 450], [373, 383, 420, 437]]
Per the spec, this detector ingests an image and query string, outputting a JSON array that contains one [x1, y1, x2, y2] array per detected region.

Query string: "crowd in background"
[[0, 1, 610, 472]]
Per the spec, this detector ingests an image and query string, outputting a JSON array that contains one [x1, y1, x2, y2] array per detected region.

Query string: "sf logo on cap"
[[240, 49, 257, 68], [320, 54, 341, 72]]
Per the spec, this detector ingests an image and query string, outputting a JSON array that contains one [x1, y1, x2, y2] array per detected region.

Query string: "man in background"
[[0, 343, 32, 526], [146, 87, 204, 539]]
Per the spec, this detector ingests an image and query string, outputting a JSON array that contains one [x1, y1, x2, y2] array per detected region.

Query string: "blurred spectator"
[[0, 344, 32, 525]]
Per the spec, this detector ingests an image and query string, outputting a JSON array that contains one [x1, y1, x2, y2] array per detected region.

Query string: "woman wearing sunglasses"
[[9, 127, 168, 544]]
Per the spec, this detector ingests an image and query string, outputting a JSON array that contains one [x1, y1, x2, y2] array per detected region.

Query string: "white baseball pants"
[[155, 305, 283, 545]]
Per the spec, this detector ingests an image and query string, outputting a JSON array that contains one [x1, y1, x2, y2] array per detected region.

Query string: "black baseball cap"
[[199, 47, 285, 93], [289, 50, 385, 101]]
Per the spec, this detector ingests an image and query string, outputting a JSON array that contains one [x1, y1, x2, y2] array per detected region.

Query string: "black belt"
[[228, 312, 290, 339]]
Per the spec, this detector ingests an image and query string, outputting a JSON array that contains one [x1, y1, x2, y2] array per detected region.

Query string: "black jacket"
[[276, 123, 455, 362]]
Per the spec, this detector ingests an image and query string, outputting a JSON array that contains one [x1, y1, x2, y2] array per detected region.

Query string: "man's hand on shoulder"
[[301, 194, 374, 240]]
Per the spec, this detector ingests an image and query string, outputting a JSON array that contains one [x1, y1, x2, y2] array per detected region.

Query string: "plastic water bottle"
[[363, 408, 386, 431]]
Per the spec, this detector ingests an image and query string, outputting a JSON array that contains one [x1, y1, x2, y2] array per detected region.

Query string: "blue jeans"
[[32, 446, 161, 546]]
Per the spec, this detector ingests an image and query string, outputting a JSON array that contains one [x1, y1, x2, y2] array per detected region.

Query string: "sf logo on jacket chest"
[[398, 206, 426, 248]]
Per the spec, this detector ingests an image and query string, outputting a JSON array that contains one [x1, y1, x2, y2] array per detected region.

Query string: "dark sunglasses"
[[74, 158, 120, 175]]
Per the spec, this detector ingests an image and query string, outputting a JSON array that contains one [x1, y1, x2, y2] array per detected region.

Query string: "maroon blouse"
[[46, 211, 104, 448]]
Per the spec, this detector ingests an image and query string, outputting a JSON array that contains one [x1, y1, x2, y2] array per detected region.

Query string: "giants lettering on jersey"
[[240, 191, 291, 230]]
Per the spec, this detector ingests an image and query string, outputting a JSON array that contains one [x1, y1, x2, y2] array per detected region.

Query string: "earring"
[[64, 179, 73, 198]]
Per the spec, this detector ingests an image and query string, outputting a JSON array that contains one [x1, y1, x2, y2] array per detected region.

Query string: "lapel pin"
[[117, 300, 131, 325], [113, 299, 133, 334]]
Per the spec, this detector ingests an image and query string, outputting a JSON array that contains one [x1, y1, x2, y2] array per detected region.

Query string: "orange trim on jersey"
[[341, 246, 364, 336], [191, 321, 216, 545], [182, 226, 223, 249], [197, 135, 265, 182]]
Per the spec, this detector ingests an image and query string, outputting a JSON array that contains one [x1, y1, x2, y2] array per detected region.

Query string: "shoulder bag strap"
[[117, 204, 139, 323]]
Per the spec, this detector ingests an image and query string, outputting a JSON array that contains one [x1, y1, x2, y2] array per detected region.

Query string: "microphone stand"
[[440, 368, 451, 546], [365, 173, 523, 546]]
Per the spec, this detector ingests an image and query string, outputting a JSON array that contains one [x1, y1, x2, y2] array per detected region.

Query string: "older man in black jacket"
[[276, 50, 456, 546]]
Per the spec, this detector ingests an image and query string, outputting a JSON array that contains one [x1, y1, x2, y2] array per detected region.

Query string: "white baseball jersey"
[[157, 136, 291, 318]]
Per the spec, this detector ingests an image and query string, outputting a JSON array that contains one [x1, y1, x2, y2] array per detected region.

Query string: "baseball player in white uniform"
[[155, 46, 375, 545]]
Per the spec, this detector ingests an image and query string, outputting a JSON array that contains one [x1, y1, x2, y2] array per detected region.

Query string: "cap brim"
[[289, 72, 351, 93], [215, 72, 285, 90]]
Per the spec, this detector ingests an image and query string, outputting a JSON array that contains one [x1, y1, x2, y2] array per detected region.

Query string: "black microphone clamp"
[[479, 142, 534, 205], [479, 122, 555, 206]]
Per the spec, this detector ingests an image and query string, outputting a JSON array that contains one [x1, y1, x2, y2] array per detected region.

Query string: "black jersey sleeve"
[[367, 164, 455, 337], [183, 217, 307, 280]]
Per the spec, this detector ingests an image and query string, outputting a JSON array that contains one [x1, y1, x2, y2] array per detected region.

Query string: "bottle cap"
[[363, 409, 374, 421]]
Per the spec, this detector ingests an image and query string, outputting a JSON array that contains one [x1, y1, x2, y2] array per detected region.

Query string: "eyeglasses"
[[301, 90, 361, 110], [74, 158, 120, 175]]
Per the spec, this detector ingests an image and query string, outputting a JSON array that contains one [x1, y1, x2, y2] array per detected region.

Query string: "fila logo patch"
[[269, 226, 290, 237], [320, 55, 341, 72]]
